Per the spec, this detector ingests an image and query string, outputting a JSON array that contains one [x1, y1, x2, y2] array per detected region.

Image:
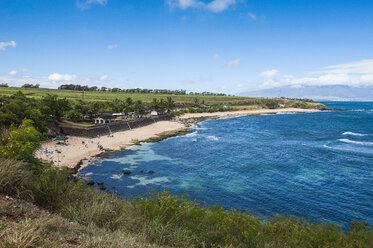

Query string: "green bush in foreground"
[[0, 159, 372, 247]]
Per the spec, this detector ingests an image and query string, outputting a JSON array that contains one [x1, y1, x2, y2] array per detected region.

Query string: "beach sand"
[[35, 108, 319, 170], [35, 120, 187, 169], [178, 108, 319, 120]]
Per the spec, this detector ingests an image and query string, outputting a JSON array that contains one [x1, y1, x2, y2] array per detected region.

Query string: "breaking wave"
[[342, 131, 366, 136], [338, 139, 373, 146]]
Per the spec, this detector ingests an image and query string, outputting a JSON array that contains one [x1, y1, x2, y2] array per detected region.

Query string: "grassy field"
[[0, 87, 254, 105]]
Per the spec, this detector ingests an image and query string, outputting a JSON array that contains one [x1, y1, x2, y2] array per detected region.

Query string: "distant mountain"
[[239, 85, 373, 101]]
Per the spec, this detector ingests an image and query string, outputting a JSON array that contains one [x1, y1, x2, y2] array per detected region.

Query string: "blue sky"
[[1, 0, 372, 94]]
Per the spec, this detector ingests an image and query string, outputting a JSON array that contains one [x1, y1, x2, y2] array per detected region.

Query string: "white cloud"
[[248, 12, 257, 20], [259, 69, 279, 79], [258, 59, 373, 88], [212, 53, 220, 59], [207, 0, 236, 13], [8, 70, 17, 76], [107, 44, 118, 50], [226, 58, 240, 67], [167, 0, 236, 13], [0, 41, 16, 51], [167, 0, 202, 10], [77, 0, 107, 10], [100, 75, 108, 81], [0, 73, 116, 89], [48, 73, 77, 82], [312, 59, 373, 75], [22, 68, 29, 72]]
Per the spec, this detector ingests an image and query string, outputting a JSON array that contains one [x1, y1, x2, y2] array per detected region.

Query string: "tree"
[[133, 100, 145, 115], [66, 110, 82, 122], [194, 97, 200, 107], [87, 102, 104, 118], [22, 83, 40, 88], [265, 100, 279, 109], [125, 97, 133, 106], [166, 97, 175, 111], [0, 119, 41, 161], [40, 94, 71, 121], [159, 99, 166, 110], [151, 98, 159, 110], [0, 92, 47, 133]]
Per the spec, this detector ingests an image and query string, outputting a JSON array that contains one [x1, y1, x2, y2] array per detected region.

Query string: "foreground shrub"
[[0, 159, 372, 247], [32, 164, 73, 210], [135, 191, 373, 247], [0, 119, 40, 162], [0, 159, 34, 201]]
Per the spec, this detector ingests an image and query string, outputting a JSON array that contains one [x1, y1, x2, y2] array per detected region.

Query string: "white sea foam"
[[194, 127, 209, 130], [110, 174, 123, 180], [185, 131, 198, 137], [125, 145, 144, 151], [338, 139, 373, 146], [342, 131, 366, 136], [276, 112, 297, 115], [206, 136, 219, 141]]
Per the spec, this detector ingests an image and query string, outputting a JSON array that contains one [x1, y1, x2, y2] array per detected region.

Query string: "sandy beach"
[[178, 108, 320, 120], [35, 108, 319, 170], [35, 120, 187, 169]]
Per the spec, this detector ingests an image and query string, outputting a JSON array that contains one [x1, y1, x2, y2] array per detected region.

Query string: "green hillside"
[[0, 87, 251, 104]]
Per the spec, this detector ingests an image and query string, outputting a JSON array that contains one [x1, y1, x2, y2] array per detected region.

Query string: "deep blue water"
[[79, 102, 373, 227]]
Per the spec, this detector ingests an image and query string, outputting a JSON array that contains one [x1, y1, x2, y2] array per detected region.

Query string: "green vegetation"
[[0, 158, 372, 247], [0, 119, 41, 162], [0, 86, 249, 104], [0, 86, 326, 107], [0, 90, 327, 133]]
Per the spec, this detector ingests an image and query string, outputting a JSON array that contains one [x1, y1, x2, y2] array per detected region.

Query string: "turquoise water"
[[79, 102, 373, 227]]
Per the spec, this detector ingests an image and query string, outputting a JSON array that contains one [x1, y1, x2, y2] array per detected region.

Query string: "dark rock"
[[67, 175, 80, 183], [97, 182, 104, 186], [100, 186, 107, 191], [140, 170, 144, 173], [87, 180, 94, 186], [148, 170, 155, 174], [123, 170, 132, 175]]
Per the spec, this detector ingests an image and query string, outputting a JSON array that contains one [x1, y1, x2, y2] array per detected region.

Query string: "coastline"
[[35, 108, 320, 172], [178, 107, 320, 120]]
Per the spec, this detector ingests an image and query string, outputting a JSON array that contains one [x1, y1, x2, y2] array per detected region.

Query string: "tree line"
[[0, 91, 178, 130], [58, 84, 227, 96]]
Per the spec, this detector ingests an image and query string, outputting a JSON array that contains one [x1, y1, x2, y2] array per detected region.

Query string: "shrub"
[[0, 159, 372, 248], [0, 159, 34, 201], [265, 100, 279, 109], [0, 119, 41, 162], [32, 164, 73, 210]]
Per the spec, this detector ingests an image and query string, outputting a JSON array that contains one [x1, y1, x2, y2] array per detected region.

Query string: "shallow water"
[[79, 102, 373, 227]]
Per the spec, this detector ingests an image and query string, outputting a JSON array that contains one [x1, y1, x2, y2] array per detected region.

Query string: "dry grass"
[[0, 159, 372, 248], [0, 160, 34, 201], [0, 194, 159, 248]]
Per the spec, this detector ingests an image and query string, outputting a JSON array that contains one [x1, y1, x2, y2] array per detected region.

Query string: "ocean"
[[79, 102, 373, 227]]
